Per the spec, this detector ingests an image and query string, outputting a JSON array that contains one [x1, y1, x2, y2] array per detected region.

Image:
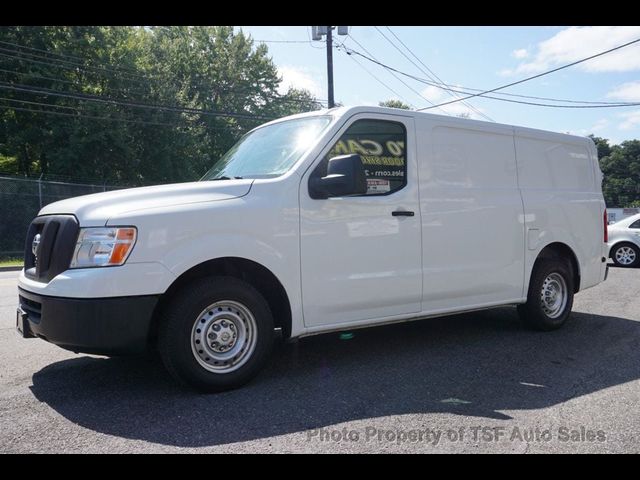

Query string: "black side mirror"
[[309, 154, 368, 199]]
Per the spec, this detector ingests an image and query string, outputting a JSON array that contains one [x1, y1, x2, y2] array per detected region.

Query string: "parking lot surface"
[[1, 267, 639, 453]]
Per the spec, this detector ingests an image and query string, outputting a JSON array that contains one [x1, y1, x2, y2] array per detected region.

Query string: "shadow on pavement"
[[30, 308, 640, 447]]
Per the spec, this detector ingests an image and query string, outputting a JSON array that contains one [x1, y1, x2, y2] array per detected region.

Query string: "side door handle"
[[392, 210, 415, 217]]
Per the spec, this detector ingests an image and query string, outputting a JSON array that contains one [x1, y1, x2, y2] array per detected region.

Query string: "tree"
[[589, 135, 612, 160], [262, 88, 322, 118], [0, 26, 321, 185], [379, 99, 412, 110], [597, 140, 640, 207]]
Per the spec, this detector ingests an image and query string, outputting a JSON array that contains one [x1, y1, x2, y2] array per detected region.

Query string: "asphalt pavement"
[[1, 267, 638, 453]]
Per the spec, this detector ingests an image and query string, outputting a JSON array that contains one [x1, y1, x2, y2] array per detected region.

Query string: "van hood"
[[39, 179, 253, 226]]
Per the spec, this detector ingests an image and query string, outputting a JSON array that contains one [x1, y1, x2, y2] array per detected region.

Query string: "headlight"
[[70, 227, 137, 268]]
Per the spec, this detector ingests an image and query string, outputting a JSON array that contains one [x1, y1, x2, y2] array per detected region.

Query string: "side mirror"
[[309, 154, 368, 199]]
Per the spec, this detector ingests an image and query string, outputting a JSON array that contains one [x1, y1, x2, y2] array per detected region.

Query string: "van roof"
[[258, 105, 593, 146]]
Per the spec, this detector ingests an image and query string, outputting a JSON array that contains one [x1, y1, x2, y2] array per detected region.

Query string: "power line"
[[366, 33, 634, 105], [0, 103, 185, 128], [443, 85, 638, 105], [0, 39, 143, 76], [0, 52, 327, 107], [380, 26, 495, 122], [372, 33, 639, 107], [0, 38, 328, 108], [0, 67, 78, 87], [0, 103, 251, 130], [339, 43, 640, 109], [418, 36, 640, 110], [340, 45, 417, 109], [252, 39, 313, 44], [0, 63, 154, 99], [0, 46, 153, 85], [0, 50, 151, 90], [0, 82, 277, 120], [341, 35, 445, 114], [0, 66, 327, 107], [0, 96, 79, 111]]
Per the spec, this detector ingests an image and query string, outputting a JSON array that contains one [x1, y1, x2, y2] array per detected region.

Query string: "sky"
[[237, 26, 640, 145]]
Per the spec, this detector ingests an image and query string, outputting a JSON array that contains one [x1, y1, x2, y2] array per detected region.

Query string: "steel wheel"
[[190, 300, 258, 373], [519, 258, 574, 331], [539, 272, 568, 319], [615, 246, 637, 266]]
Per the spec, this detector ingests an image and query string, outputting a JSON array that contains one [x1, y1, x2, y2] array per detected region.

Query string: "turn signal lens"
[[70, 227, 137, 268]]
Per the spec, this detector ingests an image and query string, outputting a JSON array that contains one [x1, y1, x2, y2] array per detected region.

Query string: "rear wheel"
[[518, 259, 574, 331], [611, 243, 640, 268], [158, 276, 274, 392]]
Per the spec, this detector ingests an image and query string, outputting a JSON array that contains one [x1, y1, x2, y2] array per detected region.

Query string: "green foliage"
[[589, 135, 612, 160], [0, 258, 22, 266], [378, 99, 412, 110], [591, 136, 640, 207], [0, 26, 322, 185]]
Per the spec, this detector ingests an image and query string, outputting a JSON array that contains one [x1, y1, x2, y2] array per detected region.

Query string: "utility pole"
[[312, 26, 348, 109], [326, 27, 334, 108]]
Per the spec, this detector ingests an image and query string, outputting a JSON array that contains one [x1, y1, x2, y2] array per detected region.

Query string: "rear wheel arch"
[[150, 257, 292, 344], [532, 242, 581, 293]]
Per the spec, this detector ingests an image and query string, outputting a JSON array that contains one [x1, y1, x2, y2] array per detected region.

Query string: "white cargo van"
[[17, 106, 609, 391]]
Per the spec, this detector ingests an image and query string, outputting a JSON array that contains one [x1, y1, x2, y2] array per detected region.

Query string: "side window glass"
[[321, 119, 407, 195], [629, 219, 640, 229]]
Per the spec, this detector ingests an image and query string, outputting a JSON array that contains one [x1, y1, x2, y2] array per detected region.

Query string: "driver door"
[[299, 113, 422, 328]]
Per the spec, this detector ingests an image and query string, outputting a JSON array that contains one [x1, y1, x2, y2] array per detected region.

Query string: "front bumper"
[[18, 262, 175, 299], [17, 288, 159, 355]]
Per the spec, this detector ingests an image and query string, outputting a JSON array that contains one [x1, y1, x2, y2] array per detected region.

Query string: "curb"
[[0, 266, 23, 272]]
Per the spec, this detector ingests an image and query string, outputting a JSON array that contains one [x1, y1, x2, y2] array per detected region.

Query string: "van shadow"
[[30, 308, 640, 447]]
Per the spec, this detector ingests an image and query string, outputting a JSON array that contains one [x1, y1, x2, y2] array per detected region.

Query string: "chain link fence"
[[0, 174, 129, 259]]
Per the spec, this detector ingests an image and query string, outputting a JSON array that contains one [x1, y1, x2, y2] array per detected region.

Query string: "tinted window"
[[320, 119, 407, 195], [630, 219, 640, 229]]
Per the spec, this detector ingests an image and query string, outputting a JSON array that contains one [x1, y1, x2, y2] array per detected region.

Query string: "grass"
[[0, 257, 23, 268]]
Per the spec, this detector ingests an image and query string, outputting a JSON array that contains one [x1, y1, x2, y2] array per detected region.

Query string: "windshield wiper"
[[210, 176, 243, 181]]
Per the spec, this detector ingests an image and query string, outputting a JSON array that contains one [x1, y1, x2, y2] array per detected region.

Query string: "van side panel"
[[416, 120, 526, 312], [514, 130, 604, 293]]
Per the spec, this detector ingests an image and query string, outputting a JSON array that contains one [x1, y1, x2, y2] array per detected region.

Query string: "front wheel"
[[517, 259, 574, 331], [611, 243, 640, 268], [158, 276, 274, 392]]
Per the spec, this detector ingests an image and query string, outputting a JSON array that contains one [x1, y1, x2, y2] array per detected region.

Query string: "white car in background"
[[608, 213, 640, 267]]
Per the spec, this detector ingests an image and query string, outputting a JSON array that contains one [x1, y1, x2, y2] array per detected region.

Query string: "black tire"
[[517, 258, 574, 331], [158, 276, 274, 392], [610, 242, 640, 268]]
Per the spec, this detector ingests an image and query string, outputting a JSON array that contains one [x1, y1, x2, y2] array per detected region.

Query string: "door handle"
[[392, 210, 415, 217]]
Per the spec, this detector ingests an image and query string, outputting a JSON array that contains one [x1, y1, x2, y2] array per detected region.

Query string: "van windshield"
[[201, 116, 331, 180]]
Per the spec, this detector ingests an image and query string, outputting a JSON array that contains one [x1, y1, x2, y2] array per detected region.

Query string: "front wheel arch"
[[149, 257, 292, 346]]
